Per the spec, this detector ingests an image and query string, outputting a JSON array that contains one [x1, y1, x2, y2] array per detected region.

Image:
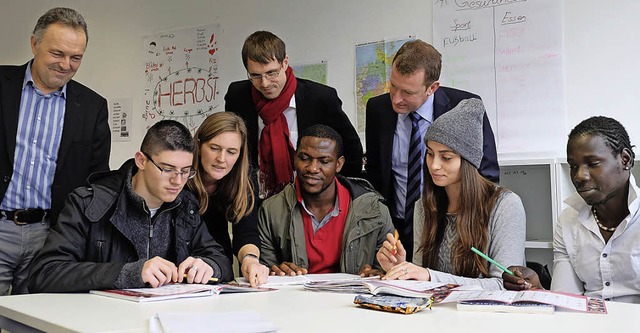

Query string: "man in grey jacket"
[[29, 120, 232, 293], [258, 124, 394, 276]]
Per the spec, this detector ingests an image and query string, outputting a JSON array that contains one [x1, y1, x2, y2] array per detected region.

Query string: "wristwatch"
[[241, 253, 259, 264]]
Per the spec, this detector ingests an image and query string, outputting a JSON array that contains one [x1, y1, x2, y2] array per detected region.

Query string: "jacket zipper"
[[148, 217, 152, 260], [146, 202, 181, 260]]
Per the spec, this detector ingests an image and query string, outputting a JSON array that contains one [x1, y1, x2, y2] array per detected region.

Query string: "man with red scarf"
[[225, 31, 363, 199]]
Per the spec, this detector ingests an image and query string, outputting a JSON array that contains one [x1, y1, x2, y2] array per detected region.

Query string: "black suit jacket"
[[0, 63, 111, 223], [365, 86, 500, 210], [224, 78, 363, 177]]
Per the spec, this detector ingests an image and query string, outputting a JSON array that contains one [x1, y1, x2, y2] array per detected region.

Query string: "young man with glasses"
[[225, 31, 363, 199], [28, 120, 232, 293]]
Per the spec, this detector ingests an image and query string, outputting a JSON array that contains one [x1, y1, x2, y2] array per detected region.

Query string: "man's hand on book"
[[359, 264, 383, 278], [142, 256, 179, 288], [178, 257, 214, 284], [270, 262, 307, 276], [503, 266, 541, 290]]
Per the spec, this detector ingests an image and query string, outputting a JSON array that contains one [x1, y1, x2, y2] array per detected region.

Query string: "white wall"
[[1, 0, 639, 168]]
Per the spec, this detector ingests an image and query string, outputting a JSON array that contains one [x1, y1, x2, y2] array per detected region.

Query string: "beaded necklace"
[[592, 206, 617, 232]]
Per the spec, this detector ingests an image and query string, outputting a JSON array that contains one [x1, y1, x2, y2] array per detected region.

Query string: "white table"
[[0, 287, 638, 332]]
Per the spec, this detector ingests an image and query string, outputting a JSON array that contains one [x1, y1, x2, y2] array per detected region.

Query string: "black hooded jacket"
[[28, 159, 232, 293]]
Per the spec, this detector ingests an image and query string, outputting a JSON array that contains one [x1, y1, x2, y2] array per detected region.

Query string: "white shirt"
[[258, 95, 298, 149], [391, 95, 433, 219], [552, 175, 640, 303]]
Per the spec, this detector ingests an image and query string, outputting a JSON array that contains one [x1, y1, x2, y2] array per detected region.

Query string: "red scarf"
[[252, 66, 298, 197]]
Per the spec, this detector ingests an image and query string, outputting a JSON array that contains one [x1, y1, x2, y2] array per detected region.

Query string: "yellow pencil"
[[182, 274, 219, 284], [392, 229, 399, 255]]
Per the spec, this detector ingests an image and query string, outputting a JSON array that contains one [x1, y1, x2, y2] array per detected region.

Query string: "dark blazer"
[[0, 63, 111, 224], [224, 78, 363, 178], [365, 86, 500, 209]]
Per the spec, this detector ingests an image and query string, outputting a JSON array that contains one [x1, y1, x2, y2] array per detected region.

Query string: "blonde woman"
[[188, 112, 268, 286]]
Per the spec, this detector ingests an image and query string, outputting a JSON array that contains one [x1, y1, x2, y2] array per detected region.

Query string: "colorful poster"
[[143, 24, 222, 133], [355, 37, 414, 134]]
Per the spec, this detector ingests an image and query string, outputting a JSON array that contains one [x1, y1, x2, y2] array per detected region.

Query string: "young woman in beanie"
[[504, 116, 639, 303], [376, 98, 526, 290], [188, 112, 269, 287]]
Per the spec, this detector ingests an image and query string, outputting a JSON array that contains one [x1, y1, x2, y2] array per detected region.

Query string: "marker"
[[183, 274, 219, 284], [470, 246, 514, 276], [392, 230, 399, 255]]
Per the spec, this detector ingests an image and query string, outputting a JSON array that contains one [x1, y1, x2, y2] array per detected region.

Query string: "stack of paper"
[[150, 311, 277, 333], [235, 273, 362, 288]]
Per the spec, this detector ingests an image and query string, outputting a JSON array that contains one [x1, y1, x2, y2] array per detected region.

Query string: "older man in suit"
[[225, 31, 363, 199], [0, 7, 110, 294], [365, 40, 499, 262]]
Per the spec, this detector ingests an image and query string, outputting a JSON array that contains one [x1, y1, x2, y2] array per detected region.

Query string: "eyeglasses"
[[247, 67, 281, 83], [142, 152, 196, 180]]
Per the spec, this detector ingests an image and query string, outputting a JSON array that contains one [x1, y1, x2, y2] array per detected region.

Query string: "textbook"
[[91, 283, 275, 303], [303, 278, 459, 298], [456, 300, 555, 314], [91, 284, 220, 302], [441, 290, 607, 314]]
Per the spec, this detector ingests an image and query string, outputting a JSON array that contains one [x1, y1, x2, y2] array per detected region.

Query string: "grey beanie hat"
[[424, 98, 485, 169]]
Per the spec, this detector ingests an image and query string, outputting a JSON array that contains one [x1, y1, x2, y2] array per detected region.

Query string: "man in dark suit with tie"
[[225, 31, 363, 199], [365, 40, 499, 262], [0, 7, 110, 294]]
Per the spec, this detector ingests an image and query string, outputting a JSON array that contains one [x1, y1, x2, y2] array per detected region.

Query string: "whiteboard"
[[434, 0, 565, 154]]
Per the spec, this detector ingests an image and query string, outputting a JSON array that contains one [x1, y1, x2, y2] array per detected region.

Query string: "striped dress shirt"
[[0, 62, 66, 210]]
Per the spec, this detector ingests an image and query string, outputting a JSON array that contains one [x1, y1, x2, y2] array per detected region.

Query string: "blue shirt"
[[0, 62, 66, 210], [391, 95, 434, 219]]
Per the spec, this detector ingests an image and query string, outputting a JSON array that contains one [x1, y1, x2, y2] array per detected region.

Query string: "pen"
[[470, 246, 514, 276], [392, 229, 399, 255], [182, 274, 219, 284]]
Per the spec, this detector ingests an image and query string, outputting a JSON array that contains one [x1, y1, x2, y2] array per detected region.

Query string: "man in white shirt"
[[504, 116, 640, 303]]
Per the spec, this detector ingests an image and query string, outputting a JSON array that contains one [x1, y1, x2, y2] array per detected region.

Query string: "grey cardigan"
[[412, 190, 526, 290]]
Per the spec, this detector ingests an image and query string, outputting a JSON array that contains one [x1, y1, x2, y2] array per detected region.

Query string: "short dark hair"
[[241, 31, 286, 69], [141, 120, 194, 155], [568, 116, 635, 164], [33, 7, 88, 44], [297, 124, 344, 158], [392, 39, 442, 86]]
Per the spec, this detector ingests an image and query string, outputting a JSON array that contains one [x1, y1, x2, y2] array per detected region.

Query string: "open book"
[[91, 284, 219, 302], [304, 278, 460, 298], [235, 273, 363, 288], [442, 290, 607, 314], [91, 283, 274, 303]]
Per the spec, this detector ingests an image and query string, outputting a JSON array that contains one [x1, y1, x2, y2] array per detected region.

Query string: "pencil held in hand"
[[470, 246, 514, 276], [182, 274, 219, 284], [392, 230, 399, 255]]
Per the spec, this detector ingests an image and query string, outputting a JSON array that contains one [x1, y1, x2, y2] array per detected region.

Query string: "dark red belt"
[[1, 209, 49, 225]]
